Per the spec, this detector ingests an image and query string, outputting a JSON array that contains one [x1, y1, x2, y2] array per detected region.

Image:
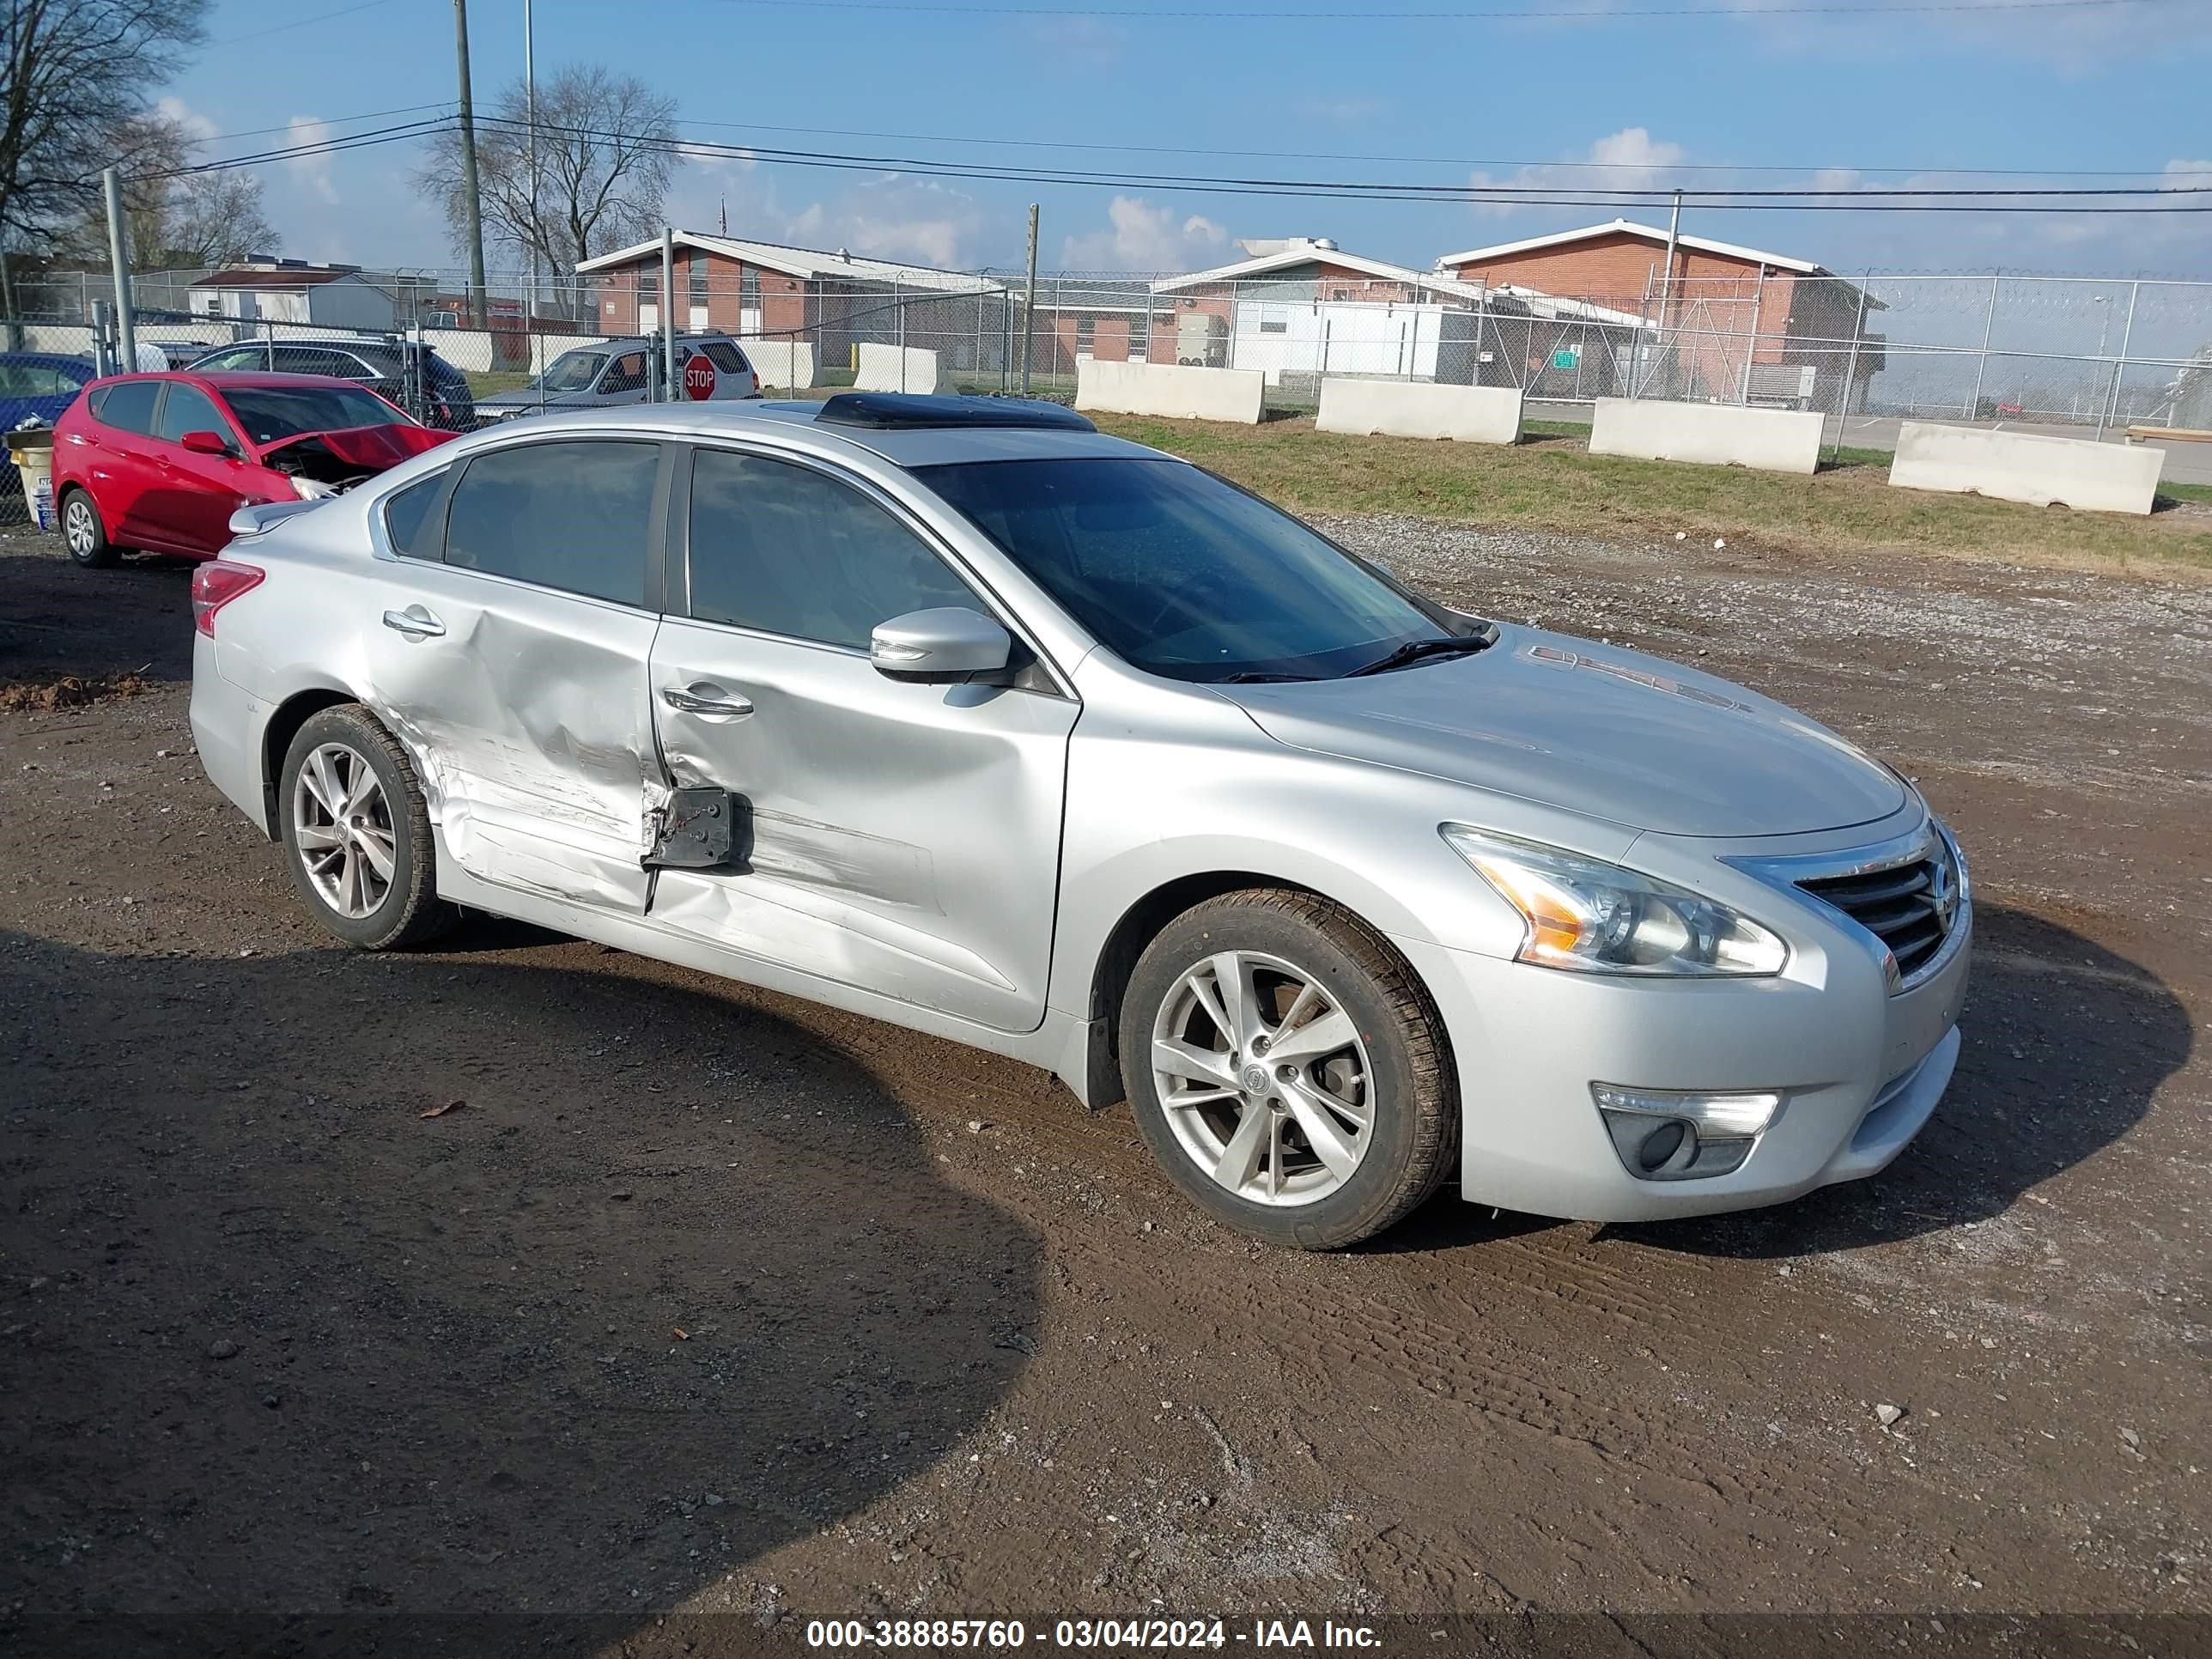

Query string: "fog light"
[[1593, 1084, 1783, 1182]]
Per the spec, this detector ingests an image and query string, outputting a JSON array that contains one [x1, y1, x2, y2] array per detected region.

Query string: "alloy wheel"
[[1150, 949, 1374, 1206], [291, 743, 397, 920], [63, 497, 95, 557]]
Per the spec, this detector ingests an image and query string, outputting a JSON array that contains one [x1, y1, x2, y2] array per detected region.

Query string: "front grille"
[[1797, 857, 1954, 981]]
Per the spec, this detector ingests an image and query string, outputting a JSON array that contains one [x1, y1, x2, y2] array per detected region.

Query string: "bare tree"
[[51, 110, 277, 272], [0, 0, 211, 312], [416, 65, 677, 322]]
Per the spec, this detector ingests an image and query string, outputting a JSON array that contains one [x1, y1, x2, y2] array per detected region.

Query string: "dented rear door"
[[646, 444, 1076, 1034], [362, 437, 672, 913]]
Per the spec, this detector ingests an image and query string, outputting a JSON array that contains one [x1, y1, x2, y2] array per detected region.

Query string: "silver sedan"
[[188, 393, 1971, 1248]]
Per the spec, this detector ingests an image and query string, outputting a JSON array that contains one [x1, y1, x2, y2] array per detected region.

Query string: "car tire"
[[59, 487, 118, 568], [278, 704, 458, 951], [1120, 888, 1457, 1249]]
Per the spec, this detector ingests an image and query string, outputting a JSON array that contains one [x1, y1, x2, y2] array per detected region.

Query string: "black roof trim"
[[815, 392, 1095, 433]]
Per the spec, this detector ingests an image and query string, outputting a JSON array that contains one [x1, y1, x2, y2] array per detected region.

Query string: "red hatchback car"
[[53, 371, 456, 568]]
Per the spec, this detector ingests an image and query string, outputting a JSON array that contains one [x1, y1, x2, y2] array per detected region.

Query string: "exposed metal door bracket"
[[643, 787, 740, 870]]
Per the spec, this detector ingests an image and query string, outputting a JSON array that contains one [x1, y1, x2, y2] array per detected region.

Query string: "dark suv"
[[185, 337, 476, 431]]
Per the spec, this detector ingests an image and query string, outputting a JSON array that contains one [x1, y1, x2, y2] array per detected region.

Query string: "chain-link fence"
[[8, 257, 2210, 525]]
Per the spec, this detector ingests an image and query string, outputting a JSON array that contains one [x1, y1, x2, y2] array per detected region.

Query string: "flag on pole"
[[719, 195, 728, 235]]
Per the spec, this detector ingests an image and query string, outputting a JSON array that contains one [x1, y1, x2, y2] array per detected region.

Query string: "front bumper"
[[1393, 890, 1971, 1224]]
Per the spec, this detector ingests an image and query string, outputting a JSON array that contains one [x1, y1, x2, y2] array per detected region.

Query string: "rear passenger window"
[[443, 441, 657, 606], [382, 471, 447, 558], [599, 351, 648, 394], [688, 450, 975, 649], [702, 342, 749, 375], [272, 347, 339, 376], [93, 380, 161, 434]]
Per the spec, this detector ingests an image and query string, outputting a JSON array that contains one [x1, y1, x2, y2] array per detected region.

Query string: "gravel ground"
[[1, 520, 2207, 1657]]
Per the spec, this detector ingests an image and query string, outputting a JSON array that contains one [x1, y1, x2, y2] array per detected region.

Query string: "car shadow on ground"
[[1371, 903, 2190, 1260], [2, 929, 1042, 1655], [0, 547, 198, 691]]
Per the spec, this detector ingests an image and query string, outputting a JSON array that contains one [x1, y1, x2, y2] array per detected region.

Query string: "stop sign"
[[683, 355, 717, 400]]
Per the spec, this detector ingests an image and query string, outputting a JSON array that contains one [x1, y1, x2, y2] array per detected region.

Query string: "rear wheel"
[[1120, 889, 1457, 1249], [278, 704, 457, 950], [59, 488, 118, 568]]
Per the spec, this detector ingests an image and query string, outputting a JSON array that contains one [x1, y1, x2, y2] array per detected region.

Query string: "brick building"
[[1436, 220, 1882, 409], [576, 233, 1010, 374]]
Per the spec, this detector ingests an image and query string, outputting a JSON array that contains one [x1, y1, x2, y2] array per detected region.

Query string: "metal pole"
[[524, 0, 537, 331], [1968, 270, 1999, 419], [102, 167, 137, 370], [661, 229, 677, 401], [1020, 203, 1039, 393], [2099, 279, 2139, 441], [453, 0, 489, 328], [1738, 264, 1765, 404], [1828, 273, 1870, 465], [1661, 188, 1681, 332]]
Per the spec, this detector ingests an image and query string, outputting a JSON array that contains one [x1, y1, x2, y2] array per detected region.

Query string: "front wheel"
[[278, 704, 457, 950], [60, 488, 118, 568], [1120, 889, 1457, 1249]]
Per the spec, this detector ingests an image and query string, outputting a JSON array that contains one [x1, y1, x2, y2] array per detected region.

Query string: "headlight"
[[1442, 826, 1787, 977], [290, 477, 337, 500]]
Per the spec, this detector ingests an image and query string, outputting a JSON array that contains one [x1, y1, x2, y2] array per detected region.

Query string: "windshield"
[[920, 458, 1449, 682], [224, 385, 411, 447], [534, 350, 606, 393]]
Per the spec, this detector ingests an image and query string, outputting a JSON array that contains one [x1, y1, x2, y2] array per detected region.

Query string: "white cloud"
[[285, 115, 339, 204], [2162, 157, 2212, 190], [1468, 126, 1686, 220], [157, 96, 219, 143], [668, 169, 984, 268], [1058, 197, 1227, 272]]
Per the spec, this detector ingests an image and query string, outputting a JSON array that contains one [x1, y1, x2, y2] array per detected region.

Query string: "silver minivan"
[[474, 334, 759, 424]]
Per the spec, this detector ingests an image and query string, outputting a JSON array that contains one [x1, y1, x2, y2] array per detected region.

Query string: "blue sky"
[[161, 0, 2212, 280]]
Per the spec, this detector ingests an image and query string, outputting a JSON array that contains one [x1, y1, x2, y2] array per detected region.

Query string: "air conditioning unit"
[[1176, 312, 1228, 368]]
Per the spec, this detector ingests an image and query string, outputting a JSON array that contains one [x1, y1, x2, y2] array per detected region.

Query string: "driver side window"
[[687, 449, 977, 650], [598, 351, 648, 394]]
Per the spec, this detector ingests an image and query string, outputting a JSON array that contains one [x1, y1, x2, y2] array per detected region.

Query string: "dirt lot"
[[2, 518, 2207, 1657]]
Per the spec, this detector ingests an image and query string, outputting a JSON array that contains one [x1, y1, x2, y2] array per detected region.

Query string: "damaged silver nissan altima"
[[190, 393, 1970, 1248]]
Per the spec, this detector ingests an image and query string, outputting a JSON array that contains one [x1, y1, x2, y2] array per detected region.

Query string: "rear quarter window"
[[90, 380, 161, 434], [382, 471, 448, 558], [702, 342, 750, 375]]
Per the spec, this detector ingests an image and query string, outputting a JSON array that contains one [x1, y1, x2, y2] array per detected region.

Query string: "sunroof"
[[815, 392, 1097, 433]]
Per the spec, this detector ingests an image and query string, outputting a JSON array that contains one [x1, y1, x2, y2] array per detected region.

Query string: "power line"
[[124, 119, 453, 182], [696, 0, 2161, 16], [664, 116, 2194, 179], [167, 103, 456, 153], [479, 114, 2212, 208], [206, 0, 407, 46]]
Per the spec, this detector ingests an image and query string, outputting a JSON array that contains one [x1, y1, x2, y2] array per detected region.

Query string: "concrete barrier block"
[[855, 343, 950, 393], [1888, 420, 2163, 516], [1589, 398, 1824, 475], [1075, 360, 1264, 424], [1316, 380, 1522, 444], [745, 341, 817, 390]]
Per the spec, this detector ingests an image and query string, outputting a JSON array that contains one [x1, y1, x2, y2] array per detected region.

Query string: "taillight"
[[191, 558, 265, 638]]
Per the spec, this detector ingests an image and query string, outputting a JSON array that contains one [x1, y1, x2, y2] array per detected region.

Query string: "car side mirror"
[[180, 430, 231, 457], [870, 607, 1012, 683]]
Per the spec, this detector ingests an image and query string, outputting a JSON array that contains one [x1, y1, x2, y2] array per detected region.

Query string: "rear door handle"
[[661, 682, 754, 719], [382, 605, 445, 639]]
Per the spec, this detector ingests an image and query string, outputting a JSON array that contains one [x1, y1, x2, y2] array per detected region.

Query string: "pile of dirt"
[[0, 670, 155, 712]]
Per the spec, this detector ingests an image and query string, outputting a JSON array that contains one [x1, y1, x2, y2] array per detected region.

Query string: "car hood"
[[1218, 625, 1908, 837], [258, 423, 456, 469]]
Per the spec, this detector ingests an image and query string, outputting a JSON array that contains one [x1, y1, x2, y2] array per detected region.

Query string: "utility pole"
[[453, 0, 489, 328], [101, 167, 137, 370], [661, 229, 678, 402], [524, 0, 537, 331], [1020, 203, 1039, 393]]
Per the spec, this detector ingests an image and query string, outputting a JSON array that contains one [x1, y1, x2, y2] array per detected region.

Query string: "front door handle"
[[382, 605, 445, 639], [661, 682, 754, 719]]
